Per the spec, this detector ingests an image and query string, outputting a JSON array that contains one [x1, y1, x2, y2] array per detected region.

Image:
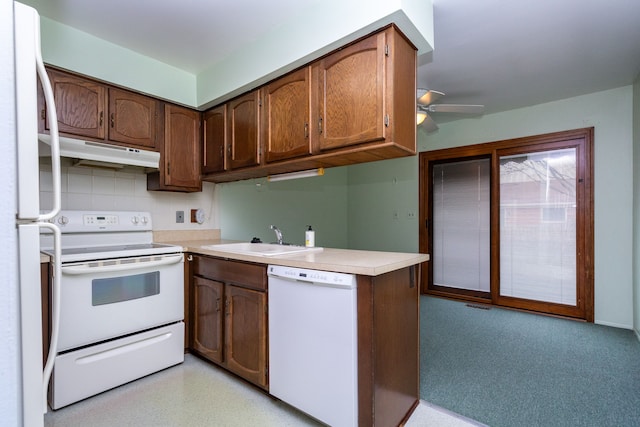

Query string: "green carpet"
[[421, 296, 640, 426]]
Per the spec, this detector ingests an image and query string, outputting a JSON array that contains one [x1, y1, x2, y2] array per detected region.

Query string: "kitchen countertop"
[[164, 239, 429, 276]]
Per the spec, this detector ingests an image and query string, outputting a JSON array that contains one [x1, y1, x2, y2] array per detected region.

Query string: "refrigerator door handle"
[[35, 40, 60, 221], [40, 222, 61, 412]]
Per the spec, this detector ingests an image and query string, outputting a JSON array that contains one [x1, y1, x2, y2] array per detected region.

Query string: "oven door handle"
[[61, 254, 184, 276]]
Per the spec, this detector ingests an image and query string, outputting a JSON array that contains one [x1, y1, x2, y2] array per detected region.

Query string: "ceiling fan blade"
[[420, 114, 439, 132], [428, 104, 485, 114], [417, 89, 445, 106]]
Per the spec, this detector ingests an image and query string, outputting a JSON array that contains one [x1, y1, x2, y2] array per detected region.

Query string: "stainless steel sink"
[[202, 242, 322, 257]]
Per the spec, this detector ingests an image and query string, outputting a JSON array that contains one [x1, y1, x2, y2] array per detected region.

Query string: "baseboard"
[[594, 320, 634, 330]]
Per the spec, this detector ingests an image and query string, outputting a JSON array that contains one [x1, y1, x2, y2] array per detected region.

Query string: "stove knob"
[[131, 216, 139, 225], [57, 216, 68, 225], [141, 216, 149, 225]]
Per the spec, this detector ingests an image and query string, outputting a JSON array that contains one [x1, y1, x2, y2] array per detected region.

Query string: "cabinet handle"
[[216, 297, 221, 313], [318, 117, 323, 134], [186, 254, 193, 261], [225, 299, 230, 316], [304, 122, 309, 138], [110, 112, 114, 128], [99, 111, 103, 127]]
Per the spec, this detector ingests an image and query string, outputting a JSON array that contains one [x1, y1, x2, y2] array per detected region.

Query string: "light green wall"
[[346, 156, 419, 252], [39, 17, 196, 106], [29, 1, 434, 110], [196, 0, 434, 108], [633, 74, 640, 338], [347, 86, 634, 329], [217, 167, 349, 248]]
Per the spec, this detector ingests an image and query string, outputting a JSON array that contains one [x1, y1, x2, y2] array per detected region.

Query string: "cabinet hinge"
[[384, 114, 390, 127], [385, 44, 389, 57]]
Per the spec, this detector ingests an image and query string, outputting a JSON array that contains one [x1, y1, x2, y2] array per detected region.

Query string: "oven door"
[[57, 253, 184, 352]]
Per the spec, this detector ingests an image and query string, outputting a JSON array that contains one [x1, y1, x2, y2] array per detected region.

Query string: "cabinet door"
[[192, 276, 224, 364], [108, 88, 159, 149], [46, 69, 106, 139], [225, 285, 267, 388], [262, 67, 312, 163], [315, 31, 386, 151], [227, 91, 260, 169], [163, 104, 201, 190], [202, 105, 226, 174]]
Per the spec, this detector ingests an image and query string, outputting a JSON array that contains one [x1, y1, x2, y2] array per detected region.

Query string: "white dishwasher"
[[268, 265, 358, 427]]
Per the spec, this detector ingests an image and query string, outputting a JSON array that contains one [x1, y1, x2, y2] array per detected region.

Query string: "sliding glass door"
[[499, 148, 576, 305], [432, 159, 490, 298], [419, 128, 593, 321]]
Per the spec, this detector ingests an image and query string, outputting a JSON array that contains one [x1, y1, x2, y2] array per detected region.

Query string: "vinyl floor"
[[44, 353, 483, 427]]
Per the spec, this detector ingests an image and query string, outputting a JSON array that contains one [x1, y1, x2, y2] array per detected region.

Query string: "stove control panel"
[[83, 214, 119, 226], [47, 210, 153, 233]]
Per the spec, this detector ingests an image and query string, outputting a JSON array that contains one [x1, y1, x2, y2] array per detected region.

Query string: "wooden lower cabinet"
[[224, 285, 267, 387], [356, 266, 420, 427], [192, 276, 224, 363], [189, 254, 419, 425], [190, 256, 268, 389]]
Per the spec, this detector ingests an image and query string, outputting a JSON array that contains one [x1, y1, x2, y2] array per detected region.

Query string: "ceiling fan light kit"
[[416, 88, 486, 131]]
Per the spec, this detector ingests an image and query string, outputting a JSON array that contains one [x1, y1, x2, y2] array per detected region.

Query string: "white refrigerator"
[[12, 2, 62, 426]]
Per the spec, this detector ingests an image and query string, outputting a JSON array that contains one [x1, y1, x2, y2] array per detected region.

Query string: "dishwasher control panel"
[[267, 265, 356, 288]]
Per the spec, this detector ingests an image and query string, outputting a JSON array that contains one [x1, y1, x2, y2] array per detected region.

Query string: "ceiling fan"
[[417, 89, 485, 132]]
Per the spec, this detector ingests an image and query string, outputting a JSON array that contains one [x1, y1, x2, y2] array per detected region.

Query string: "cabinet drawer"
[[193, 256, 267, 291]]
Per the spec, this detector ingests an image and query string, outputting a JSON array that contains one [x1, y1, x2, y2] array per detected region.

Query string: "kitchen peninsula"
[[169, 237, 429, 427]]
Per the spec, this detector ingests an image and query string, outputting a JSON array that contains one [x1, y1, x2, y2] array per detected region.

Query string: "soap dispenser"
[[305, 225, 315, 248]]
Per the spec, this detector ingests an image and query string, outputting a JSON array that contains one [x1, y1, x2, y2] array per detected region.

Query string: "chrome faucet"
[[270, 225, 283, 244]]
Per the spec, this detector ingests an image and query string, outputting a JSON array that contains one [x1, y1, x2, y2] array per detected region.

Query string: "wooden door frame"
[[419, 128, 594, 321]]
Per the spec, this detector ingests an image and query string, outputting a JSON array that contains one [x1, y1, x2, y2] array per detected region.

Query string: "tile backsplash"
[[39, 159, 219, 230]]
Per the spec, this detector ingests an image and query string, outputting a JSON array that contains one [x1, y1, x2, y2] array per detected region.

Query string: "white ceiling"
[[19, 0, 640, 122]]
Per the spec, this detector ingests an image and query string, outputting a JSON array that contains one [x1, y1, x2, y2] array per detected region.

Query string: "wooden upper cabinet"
[[201, 25, 417, 183], [108, 88, 159, 149], [46, 69, 107, 139], [315, 30, 386, 151], [162, 104, 201, 191], [262, 67, 313, 163], [227, 90, 261, 170], [202, 105, 226, 174]]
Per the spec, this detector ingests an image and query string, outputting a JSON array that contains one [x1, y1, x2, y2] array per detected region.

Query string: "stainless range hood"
[[39, 134, 160, 169]]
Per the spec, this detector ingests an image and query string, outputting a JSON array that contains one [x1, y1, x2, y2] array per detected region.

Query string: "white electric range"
[[41, 210, 185, 410]]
